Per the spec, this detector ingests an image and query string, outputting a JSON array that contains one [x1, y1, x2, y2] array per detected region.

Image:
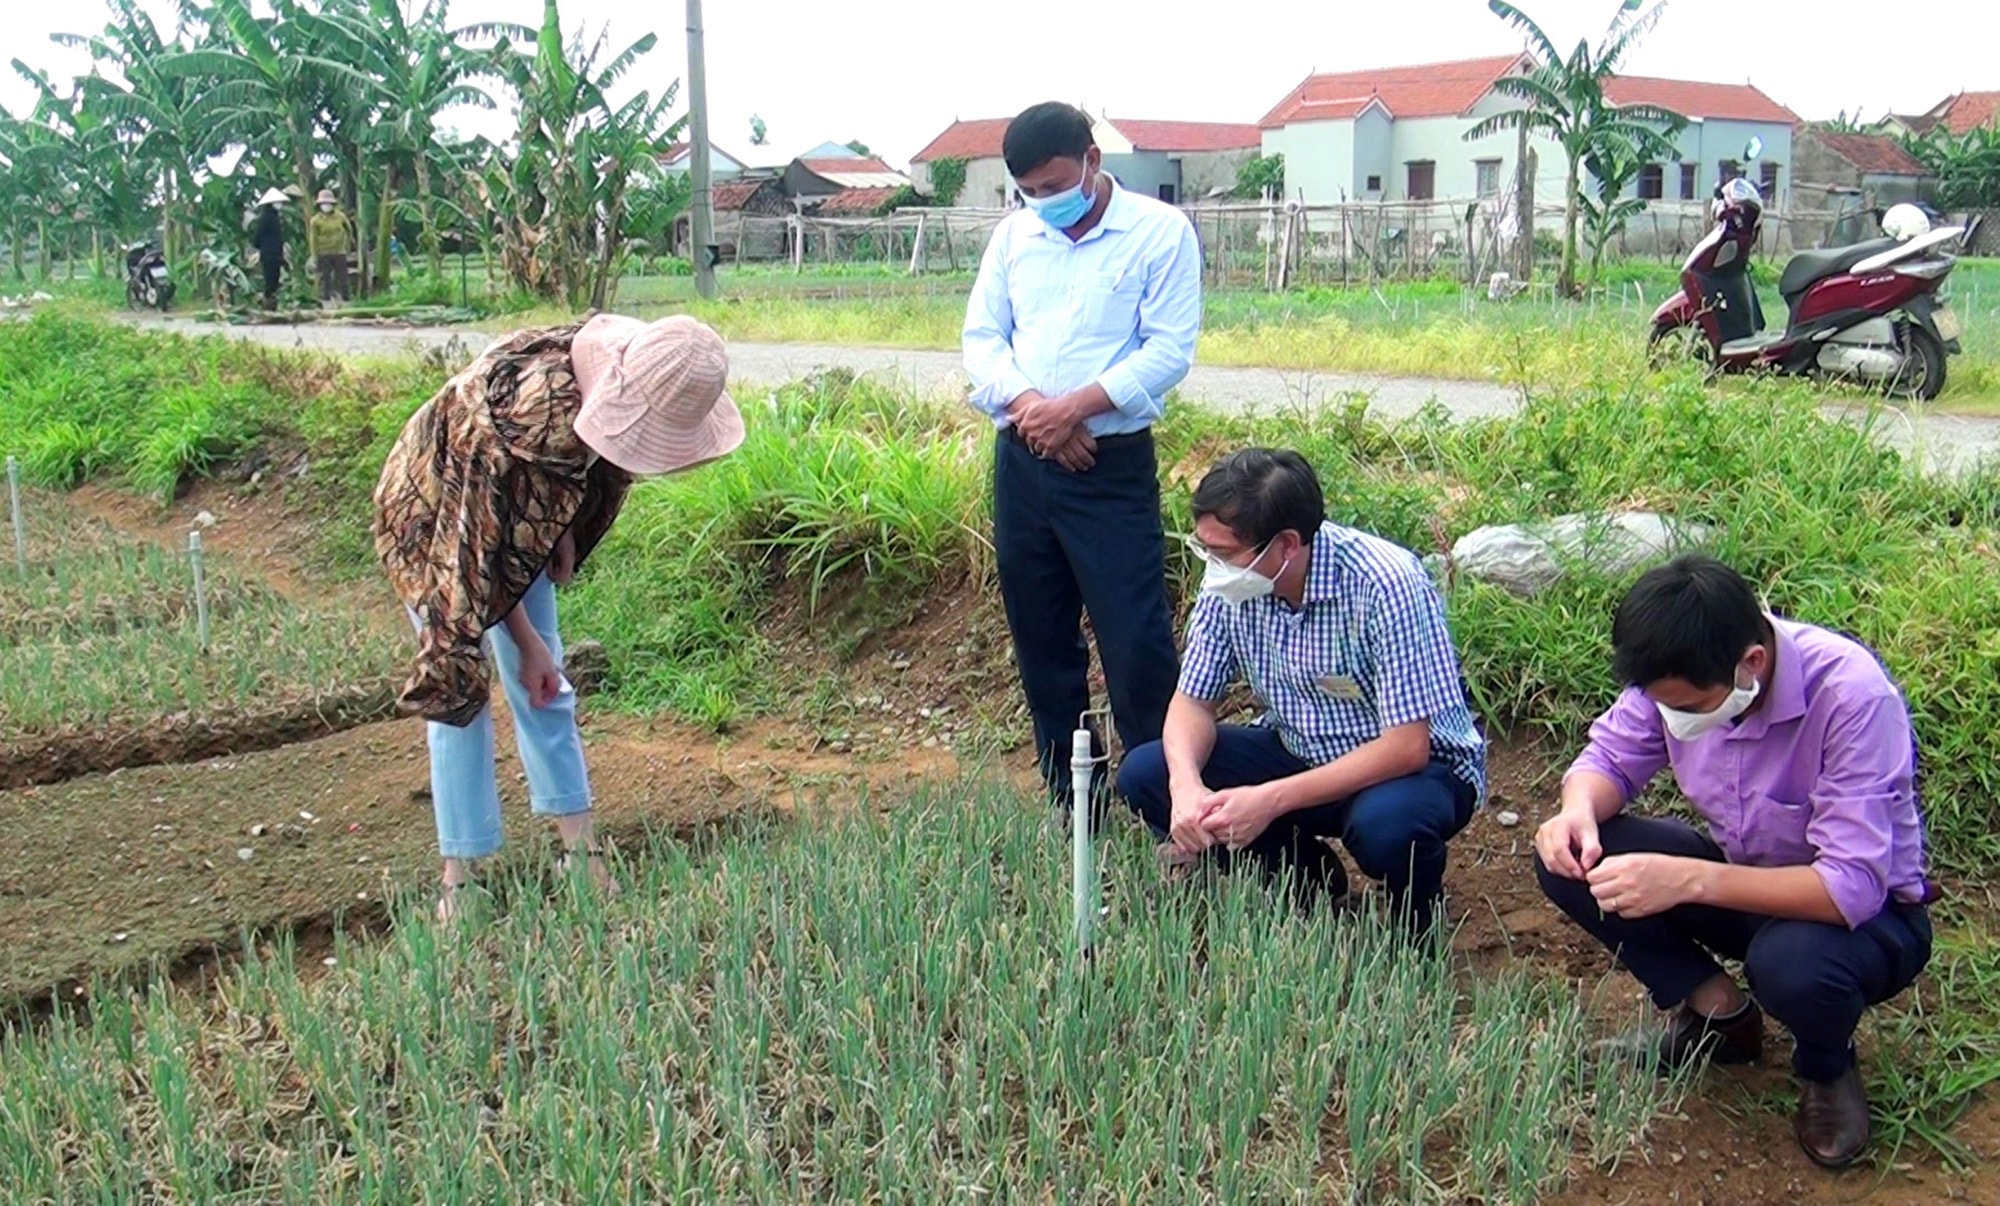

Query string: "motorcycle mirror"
[[1744, 136, 1764, 162]]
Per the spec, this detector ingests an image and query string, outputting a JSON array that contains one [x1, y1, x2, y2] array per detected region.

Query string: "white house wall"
[[1353, 109, 1392, 198], [912, 156, 1015, 207], [1275, 96, 1793, 208], [1262, 122, 1353, 203]]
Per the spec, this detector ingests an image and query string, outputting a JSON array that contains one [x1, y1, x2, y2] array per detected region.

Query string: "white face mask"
[[1188, 536, 1288, 606], [1655, 670, 1761, 741]]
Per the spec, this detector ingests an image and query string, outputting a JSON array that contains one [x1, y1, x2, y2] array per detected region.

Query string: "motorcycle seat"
[[1780, 239, 1899, 300]]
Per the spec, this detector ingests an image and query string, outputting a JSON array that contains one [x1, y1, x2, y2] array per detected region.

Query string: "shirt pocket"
[[1078, 268, 1145, 330], [1734, 792, 1815, 867]]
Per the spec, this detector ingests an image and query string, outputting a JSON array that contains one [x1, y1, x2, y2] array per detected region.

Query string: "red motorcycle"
[[1649, 177, 1966, 401]]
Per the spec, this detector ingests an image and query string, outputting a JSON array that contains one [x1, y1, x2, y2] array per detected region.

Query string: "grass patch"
[[599, 260, 2000, 413], [2, 313, 1995, 1161], [0, 783, 1682, 1202], [0, 493, 401, 735]]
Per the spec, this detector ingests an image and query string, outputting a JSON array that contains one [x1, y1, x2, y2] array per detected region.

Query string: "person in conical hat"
[[250, 188, 289, 308]]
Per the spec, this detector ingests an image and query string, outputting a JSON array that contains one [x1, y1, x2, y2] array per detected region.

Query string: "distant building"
[[909, 115, 1262, 207], [1792, 128, 1936, 246], [1256, 54, 1800, 205], [1880, 92, 2000, 139], [658, 142, 746, 180], [796, 141, 868, 162], [675, 174, 788, 259], [781, 156, 910, 217]]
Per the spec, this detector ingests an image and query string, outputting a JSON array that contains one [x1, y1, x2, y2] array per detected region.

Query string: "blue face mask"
[[1021, 159, 1097, 231]]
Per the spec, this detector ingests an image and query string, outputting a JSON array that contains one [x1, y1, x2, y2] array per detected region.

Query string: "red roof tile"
[[1808, 131, 1928, 176], [1106, 118, 1261, 153], [812, 186, 905, 216], [801, 157, 896, 176], [1259, 55, 1523, 128], [1934, 91, 2000, 136], [710, 180, 762, 211], [1260, 57, 1800, 129], [912, 118, 1012, 163], [1602, 75, 1799, 124]]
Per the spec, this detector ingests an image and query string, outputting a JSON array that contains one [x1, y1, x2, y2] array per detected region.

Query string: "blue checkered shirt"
[[1179, 521, 1487, 800]]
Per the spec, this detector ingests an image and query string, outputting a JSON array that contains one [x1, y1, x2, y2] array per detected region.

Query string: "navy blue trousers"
[[993, 428, 1179, 804], [1118, 724, 1476, 933], [1536, 814, 1932, 1082]]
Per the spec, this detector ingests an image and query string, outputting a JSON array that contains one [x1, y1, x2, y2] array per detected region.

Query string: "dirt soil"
[[4, 479, 1994, 1201]]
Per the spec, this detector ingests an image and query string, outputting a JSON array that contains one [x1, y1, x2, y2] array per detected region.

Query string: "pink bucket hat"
[[572, 314, 744, 476]]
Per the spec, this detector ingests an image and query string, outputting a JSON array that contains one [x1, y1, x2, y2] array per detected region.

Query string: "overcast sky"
[[3, 0, 1990, 169]]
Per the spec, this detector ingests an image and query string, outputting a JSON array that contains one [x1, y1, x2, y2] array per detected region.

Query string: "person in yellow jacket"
[[308, 189, 355, 303]]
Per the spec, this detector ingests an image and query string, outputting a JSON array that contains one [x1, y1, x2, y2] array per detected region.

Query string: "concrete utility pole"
[[686, 0, 717, 300]]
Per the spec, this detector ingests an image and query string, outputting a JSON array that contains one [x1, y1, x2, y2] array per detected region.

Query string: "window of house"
[[1406, 161, 1436, 201], [1365, 174, 1383, 193], [1157, 183, 1177, 204], [1638, 164, 1664, 200], [1759, 161, 1781, 196], [1679, 163, 1698, 200], [1475, 159, 1502, 197]]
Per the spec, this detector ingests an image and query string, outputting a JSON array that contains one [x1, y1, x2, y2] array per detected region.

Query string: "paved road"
[[132, 317, 1998, 473]]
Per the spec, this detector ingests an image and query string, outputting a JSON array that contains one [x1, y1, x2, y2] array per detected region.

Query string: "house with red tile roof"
[[1881, 92, 2000, 140], [781, 155, 911, 218], [1791, 128, 1937, 246], [1258, 54, 1800, 206], [910, 114, 1262, 208]]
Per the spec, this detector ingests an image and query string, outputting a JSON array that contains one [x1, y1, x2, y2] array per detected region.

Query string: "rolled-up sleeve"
[[1176, 595, 1238, 702], [1806, 693, 1914, 928], [1565, 688, 1669, 802], [1095, 217, 1201, 423], [962, 227, 1035, 422]]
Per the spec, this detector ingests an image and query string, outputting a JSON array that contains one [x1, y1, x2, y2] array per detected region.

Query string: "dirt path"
[[130, 315, 2000, 474]]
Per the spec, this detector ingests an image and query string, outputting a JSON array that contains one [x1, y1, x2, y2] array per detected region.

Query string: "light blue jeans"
[[414, 574, 593, 858]]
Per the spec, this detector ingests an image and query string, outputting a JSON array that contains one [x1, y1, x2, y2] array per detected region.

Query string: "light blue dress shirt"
[[961, 184, 1203, 437]]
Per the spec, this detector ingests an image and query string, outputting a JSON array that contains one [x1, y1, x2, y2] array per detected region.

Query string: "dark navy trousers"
[[1536, 814, 1932, 1081], [993, 428, 1179, 806]]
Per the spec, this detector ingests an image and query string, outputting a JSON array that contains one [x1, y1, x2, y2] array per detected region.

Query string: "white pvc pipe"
[[188, 530, 210, 652], [1071, 726, 1096, 955], [6, 456, 23, 577]]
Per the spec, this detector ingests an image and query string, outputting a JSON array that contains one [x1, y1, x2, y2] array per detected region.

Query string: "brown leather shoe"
[[1796, 1065, 1871, 1169], [1601, 1000, 1764, 1071], [1661, 1000, 1764, 1068]]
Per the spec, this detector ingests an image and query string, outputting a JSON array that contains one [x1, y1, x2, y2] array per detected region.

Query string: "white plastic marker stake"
[[1071, 723, 1096, 957], [188, 530, 210, 652], [7, 456, 24, 577]]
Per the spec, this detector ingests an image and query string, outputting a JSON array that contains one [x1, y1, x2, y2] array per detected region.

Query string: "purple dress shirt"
[[1567, 618, 1929, 929]]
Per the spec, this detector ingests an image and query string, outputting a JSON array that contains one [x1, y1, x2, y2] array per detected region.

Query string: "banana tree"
[[159, 0, 364, 208], [1464, 0, 1686, 296], [54, 0, 210, 265], [1579, 131, 1669, 289], [310, 0, 499, 285], [480, 0, 685, 309]]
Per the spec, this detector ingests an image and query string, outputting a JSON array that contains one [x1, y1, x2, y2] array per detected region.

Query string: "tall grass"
[[0, 494, 401, 733], [0, 783, 1682, 1202], [564, 369, 991, 727]]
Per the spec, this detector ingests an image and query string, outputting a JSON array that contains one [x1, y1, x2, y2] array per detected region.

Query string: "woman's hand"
[[549, 530, 578, 586], [517, 636, 564, 709]]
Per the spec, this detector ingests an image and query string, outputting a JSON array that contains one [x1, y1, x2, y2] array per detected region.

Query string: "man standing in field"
[[1535, 555, 1934, 1169], [962, 101, 1202, 823], [1117, 449, 1485, 937]]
